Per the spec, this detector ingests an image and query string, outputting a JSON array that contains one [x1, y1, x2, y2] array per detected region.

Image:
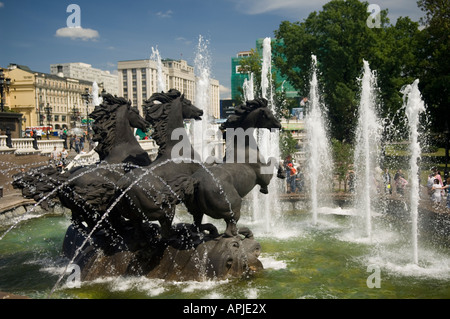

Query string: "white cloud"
[[219, 84, 231, 99], [55, 27, 100, 41], [230, 0, 327, 16], [0, 2, 4, 8], [229, 0, 424, 23], [175, 37, 192, 45], [156, 10, 173, 18]]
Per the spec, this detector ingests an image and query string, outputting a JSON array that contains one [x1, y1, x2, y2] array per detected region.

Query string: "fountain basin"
[[62, 223, 263, 282]]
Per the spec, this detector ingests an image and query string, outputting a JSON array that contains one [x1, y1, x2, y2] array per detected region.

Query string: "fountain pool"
[[1, 205, 450, 299]]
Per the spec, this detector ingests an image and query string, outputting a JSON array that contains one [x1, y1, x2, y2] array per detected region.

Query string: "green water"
[[1, 210, 450, 299]]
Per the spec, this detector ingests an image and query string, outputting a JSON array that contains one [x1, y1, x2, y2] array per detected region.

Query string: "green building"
[[231, 39, 299, 101]]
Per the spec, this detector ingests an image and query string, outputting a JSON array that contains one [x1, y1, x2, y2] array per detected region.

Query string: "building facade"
[[5, 64, 94, 131], [50, 62, 119, 96], [118, 59, 220, 119], [231, 51, 253, 100], [231, 39, 299, 101]]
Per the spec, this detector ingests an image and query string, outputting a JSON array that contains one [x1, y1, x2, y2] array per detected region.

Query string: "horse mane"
[[143, 89, 182, 155], [220, 97, 268, 131], [90, 94, 132, 160]]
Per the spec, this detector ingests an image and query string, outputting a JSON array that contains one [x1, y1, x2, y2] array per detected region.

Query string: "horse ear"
[[180, 94, 185, 101]]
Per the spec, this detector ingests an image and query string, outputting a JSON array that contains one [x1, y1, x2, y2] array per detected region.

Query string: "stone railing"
[[37, 139, 65, 155], [0, 135, 64, 155]]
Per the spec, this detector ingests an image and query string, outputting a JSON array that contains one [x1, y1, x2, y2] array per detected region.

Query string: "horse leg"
[[224, 204, 241, 238], [191, 213, 219, 237], [191, 212, 202, 230], [277, 163, 286, 179], [159, 207, 175, 239]]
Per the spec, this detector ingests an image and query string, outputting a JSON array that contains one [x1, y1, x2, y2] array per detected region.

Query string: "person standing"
[[75, 136, 81, 154], [431, 178, 449, 207], [60, 147, 68, 167], [383, 168, 392, 194], [50, 146, 59, 166], [394, 169, 407, 195]]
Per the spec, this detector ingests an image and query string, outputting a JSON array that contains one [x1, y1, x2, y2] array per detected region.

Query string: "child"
[[431, 178, 449, 207]]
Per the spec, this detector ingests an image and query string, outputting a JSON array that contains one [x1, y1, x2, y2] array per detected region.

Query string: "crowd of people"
[[282, 154, 450, 212], [283, 156, 304, 194], [49, 146, 69, 172]]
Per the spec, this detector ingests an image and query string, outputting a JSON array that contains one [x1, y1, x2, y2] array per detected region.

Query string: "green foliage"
[[238, 47, 293, 120], [331, 138, 354, 187], [280, 130, 299, 159], [273, 0, 424, 141], [416, 0, 450, 132]]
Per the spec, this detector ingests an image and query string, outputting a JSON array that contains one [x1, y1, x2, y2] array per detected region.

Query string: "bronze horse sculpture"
[[13, 94, 152, 237], [184, 98, 284, 237], [13, 90, 268, 282], [110, 89, 205, 239]]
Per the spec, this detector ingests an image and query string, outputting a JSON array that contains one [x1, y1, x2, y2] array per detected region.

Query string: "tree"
[[238, 47, 294, 119], [331, 138, 354, 191], [279, 130, 299, 160], [416, 0, 450, 136], [273, 0, 420, 141]]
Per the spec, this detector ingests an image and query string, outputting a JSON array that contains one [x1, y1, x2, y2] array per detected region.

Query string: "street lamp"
[[44, 103, 52, 139], [0, 68, 12, 113], [81, 87, 91, 134], [71, 105, 79, 128], [39, 102, 44, 126]]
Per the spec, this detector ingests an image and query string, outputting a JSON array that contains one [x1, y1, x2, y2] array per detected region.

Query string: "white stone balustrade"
[[37, 139, 65, 155], [0, 136, 65, 155]]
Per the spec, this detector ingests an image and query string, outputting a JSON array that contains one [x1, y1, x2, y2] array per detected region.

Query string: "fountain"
[[402, 79, 426, 264], [192, 35, 212, 162], [353, 60, 382, 239], [305, 55, 333, 225], [1, 43, 450, 300], [6, 88, 277, 297], [150, 46, 166, 93], [251, 37, 283, 233]]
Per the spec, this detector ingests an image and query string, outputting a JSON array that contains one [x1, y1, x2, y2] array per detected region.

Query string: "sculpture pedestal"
[[62, 223, 263, 282]]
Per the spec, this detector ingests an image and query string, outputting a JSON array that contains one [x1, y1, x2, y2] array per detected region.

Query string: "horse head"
[[128, 106, 150, 132], [179, 94, 203, 121], [220, 98, 281, 131], [252, 105, 281, 130]]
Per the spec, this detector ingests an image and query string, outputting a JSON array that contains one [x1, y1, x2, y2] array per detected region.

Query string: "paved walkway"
[[0, 149, 79, 214]]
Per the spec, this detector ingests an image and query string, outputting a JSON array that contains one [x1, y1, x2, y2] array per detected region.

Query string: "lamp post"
[[44, 103, 52, 139], [0, 68, 11, 113], [71, 105, 79, 128], [81, 88, 91, 134], [39, 102, 44, 126]]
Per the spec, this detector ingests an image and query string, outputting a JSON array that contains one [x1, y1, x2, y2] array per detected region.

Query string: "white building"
[[50, 62, 119, 96], [117, 59, 220, 119]]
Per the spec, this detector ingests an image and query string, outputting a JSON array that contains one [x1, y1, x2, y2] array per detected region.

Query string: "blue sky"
[[0, 0, 425, 99]]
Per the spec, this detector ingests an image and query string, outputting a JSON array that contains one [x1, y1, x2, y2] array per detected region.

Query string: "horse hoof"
[[260, 187, 268, 194]]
